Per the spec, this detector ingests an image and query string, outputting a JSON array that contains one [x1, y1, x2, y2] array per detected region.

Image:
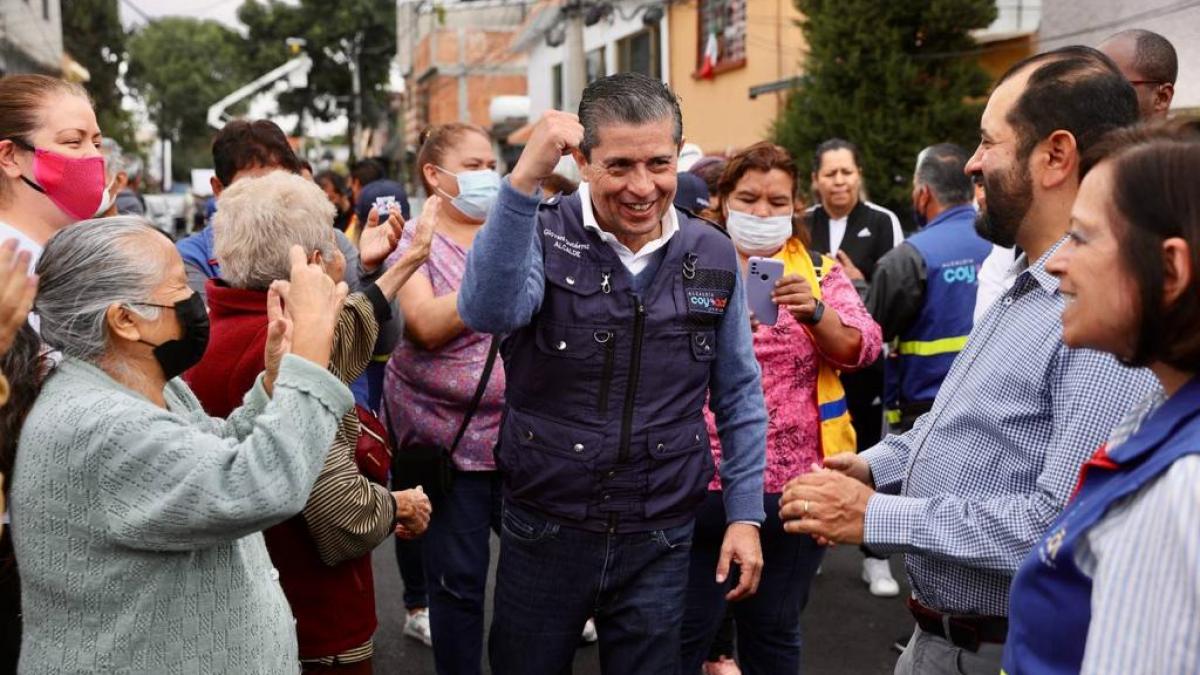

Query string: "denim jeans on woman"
[[680, 491, 825, 675], [423, 470, 502, 675]]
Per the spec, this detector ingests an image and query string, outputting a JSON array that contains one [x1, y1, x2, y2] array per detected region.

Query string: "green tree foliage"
[[61, 0, 137, 151], [774, 0, 997, 224], [125, 17, 246, 179], [237, 0, 397, 138]]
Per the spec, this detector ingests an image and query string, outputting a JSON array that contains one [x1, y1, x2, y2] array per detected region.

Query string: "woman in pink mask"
[[0, 75, 106, 266], [0, 73, 104, 672]]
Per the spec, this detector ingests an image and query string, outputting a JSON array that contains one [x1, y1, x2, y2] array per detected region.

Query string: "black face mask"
[[136, 293, 210, 380]]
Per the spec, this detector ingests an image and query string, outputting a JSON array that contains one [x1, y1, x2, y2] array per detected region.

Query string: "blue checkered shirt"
[[861, 239, 1159, 617]]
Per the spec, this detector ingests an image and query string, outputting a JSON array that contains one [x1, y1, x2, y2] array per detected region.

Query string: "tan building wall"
[[976, 34, 1036, 82], [668, 0, 807, 155]]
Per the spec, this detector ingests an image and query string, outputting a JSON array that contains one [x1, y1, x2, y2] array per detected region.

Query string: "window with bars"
[[695, 0, 747, 76]]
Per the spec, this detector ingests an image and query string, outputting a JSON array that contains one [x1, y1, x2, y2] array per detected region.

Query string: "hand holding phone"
[[373, 195, 397, 220], [745, 256, 785, 326]]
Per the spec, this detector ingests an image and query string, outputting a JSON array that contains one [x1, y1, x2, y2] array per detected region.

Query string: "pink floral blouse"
[[382, 227, 505, 471], [706, 259, 882, 494]]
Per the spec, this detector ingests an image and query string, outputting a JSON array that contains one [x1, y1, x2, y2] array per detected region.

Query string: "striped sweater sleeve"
[[300, 291, 396, 566]]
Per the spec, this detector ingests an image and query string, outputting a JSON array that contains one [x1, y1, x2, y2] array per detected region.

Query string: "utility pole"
[[342, 31, 365, 164], [561, 0, 587, 113]]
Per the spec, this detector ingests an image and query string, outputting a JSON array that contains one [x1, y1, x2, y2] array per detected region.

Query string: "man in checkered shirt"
[[779, 46, 1160, 675]]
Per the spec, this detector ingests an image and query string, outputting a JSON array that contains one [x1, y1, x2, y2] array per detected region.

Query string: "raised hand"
[[510, 110, 585, 196], [373, 196, 440, 301], [272, 245, 349, 369], [262, 283, 293, 396], [0, 239, 37, 358], [359, 203, 406, 272]]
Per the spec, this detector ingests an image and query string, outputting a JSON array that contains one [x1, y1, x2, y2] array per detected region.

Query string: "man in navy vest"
[[870, 144, 992, 434], [458, 73, 767, 675]]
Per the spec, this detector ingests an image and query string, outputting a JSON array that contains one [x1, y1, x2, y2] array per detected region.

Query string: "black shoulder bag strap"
[[448, 336, 501, 457]]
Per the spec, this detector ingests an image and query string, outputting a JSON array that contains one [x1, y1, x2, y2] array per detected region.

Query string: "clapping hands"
[[262, 245, 349, 388]]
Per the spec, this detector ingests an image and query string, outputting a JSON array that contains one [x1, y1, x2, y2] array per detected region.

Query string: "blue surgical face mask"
[[437, 166, 500, 221]]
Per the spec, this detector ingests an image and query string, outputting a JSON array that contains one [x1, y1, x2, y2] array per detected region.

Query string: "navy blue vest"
[[498, 193, 739, 533], [885, 205, 991, 415], [1004, 379, 1200, 674]]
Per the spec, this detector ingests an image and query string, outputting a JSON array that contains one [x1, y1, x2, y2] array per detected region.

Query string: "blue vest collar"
[[921, 204, 976, 231], [1106, 376, 1200, 464]]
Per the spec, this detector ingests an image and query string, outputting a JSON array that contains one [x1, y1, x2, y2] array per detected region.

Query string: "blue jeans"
[[392, 462, 428, 611], [425, 470, 502, 675], [680, 491, 825, 675], [488, 502, 695, 675], [393, 538, 428, 610]]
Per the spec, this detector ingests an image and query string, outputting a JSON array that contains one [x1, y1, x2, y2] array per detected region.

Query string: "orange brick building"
[[397, 1, 531, 155]]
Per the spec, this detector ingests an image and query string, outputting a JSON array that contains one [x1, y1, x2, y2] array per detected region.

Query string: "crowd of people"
[[0, 25, 1196, 675]]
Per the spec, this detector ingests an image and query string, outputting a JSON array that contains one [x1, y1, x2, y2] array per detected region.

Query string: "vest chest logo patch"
[[687, 288, 729, 315]]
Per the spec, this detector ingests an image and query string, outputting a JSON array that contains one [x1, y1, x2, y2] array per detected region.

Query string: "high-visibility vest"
[[883, 205, 991, 426], [778, 239, 856, 457]]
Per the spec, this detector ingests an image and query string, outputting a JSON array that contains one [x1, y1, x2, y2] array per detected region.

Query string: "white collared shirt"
[[577, 181, 679, 276]]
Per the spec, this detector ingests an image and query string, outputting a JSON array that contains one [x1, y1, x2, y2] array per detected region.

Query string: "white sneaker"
[[581, 617, 598, 644], [862, 557, 900, 597], [403, 608, 433, 646]]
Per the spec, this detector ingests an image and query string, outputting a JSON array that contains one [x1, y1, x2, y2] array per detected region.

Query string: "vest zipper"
[[595, 330, 615, 416], [618, 297, 646, 464]]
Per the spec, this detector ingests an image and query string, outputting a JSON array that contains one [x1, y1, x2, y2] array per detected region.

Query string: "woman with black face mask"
[[3, 217, 358, 674]]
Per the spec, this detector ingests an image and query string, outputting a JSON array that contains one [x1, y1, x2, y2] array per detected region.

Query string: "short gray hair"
[[914, 143, 974, 206], [100, 138, 125, 182], [578, 72, 682, 158], [34, 217, 167, 362], [213, 170, 336, 290], [123, 153, 143, 182]]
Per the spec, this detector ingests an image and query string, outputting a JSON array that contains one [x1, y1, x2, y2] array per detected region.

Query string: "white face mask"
[[725, 208, 793, 257], [92, 178, 118, 218]]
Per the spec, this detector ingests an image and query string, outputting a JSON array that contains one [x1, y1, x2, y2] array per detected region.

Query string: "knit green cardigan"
[[11, 354, 353, 674]]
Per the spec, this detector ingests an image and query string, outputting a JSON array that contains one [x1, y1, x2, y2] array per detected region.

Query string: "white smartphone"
[[746, 256, 785, 326], [373, 195, 396, 219]]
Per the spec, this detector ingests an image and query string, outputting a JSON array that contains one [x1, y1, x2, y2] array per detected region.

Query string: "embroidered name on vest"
[[544, 228, 591, 259]]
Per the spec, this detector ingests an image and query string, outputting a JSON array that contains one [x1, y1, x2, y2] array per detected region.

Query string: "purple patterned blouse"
[[382, 227, 505, 471]]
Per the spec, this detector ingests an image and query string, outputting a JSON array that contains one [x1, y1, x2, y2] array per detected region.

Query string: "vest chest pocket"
[[544, 251, 605, 297], [535, 321, 605, 360], [644, 417, 713, 519]]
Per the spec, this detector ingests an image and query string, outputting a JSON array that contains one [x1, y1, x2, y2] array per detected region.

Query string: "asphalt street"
[[371, 537, 913, 674]]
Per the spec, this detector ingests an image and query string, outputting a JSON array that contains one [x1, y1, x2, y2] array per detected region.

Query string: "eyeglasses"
[[1127, 79, 1167, 87]]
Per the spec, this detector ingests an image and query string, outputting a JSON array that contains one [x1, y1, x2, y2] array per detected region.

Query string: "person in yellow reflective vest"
[[681, 142, 882, 675], [867, 144, 993, 435]]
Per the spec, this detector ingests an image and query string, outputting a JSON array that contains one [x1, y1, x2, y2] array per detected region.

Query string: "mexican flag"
[[698, 31, 718, 79]]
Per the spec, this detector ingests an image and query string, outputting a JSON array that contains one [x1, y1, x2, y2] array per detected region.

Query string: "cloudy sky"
[[118, 0, 288, 30]]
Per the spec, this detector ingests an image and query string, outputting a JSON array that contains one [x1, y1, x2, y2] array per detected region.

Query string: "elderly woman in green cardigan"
[[6, 217, 354, 674]]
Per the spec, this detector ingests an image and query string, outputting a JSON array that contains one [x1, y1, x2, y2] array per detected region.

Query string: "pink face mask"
[[8, 137, 106, 221]]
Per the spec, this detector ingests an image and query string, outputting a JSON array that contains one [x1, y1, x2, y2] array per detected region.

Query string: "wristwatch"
[[802, 299, 825, 325]]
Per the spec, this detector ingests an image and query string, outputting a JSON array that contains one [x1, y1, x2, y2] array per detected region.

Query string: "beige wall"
[[668, 0, 807, 155]]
